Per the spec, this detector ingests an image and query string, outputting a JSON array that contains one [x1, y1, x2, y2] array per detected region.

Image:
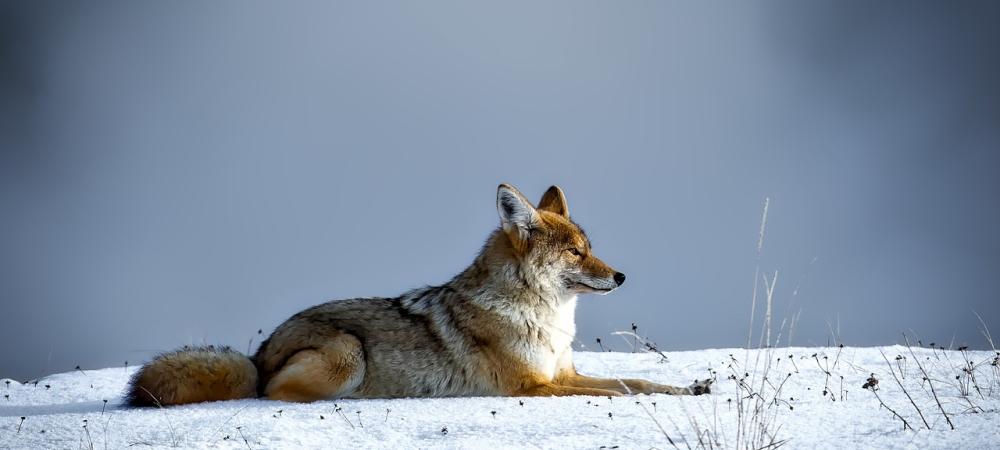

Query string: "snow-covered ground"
[[2, 347, 998, 449]]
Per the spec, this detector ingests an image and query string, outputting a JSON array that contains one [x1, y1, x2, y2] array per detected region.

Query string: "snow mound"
[[2, 347, 998, 449]]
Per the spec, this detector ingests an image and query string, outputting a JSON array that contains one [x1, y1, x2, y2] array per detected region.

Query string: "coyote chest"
[[509, 296, 578, 380]]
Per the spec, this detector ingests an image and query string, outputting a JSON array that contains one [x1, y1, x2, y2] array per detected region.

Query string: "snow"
[[2, 347, 999, 449]]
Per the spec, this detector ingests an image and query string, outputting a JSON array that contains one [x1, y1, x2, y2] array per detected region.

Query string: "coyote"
[[126, 184, 711, 406]]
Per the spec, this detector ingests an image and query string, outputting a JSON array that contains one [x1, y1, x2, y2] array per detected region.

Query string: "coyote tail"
[[125, 345, 258, 407]]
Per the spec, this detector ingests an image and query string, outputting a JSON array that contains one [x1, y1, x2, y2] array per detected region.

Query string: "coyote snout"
[[563, 263, 625, 295], [126, 183, 711, 407]]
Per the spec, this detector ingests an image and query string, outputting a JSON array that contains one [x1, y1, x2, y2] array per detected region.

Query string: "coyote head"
[[491, 183, 625, 298]]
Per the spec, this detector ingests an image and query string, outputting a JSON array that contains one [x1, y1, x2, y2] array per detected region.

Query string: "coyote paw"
[[688, 379, 713, 396]]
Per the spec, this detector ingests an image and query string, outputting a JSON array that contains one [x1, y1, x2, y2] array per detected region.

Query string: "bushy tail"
[[125, 345, 258, 407]]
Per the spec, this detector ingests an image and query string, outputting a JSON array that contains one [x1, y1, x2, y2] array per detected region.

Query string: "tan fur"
[[264, 333, 364, 402], [537, 185, 570, 218], [125, 184, 711, 407], [126, 346, 256, 406], [556, 369, 694, 395]]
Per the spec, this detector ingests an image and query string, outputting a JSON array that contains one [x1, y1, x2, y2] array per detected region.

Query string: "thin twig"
[[747, 197, 769, 349], [879, 348, 930, 429], [236, 426, 252, 450], [863, 374, 912, 431], [138, 386, 180, 446], [904, 335, 955, 430]]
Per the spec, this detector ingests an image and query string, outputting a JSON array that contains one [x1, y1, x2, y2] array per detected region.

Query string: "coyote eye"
[[566, 248, 582, 257]]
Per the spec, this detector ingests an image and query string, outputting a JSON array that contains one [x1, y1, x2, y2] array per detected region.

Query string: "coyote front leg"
[[558, 371, 712, 396], [517, 382, 623, 397]]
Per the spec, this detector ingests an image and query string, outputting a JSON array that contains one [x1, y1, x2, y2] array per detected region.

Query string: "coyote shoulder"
[[126, 184, 711, 406]]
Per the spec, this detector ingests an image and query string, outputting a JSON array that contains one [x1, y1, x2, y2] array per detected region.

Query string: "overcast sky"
[[2, 1, 999, 382]]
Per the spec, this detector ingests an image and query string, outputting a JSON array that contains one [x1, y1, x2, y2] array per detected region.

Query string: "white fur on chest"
[[519, 296, 578, 380]]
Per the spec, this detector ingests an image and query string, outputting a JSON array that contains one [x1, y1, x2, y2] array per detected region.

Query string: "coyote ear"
[[497, 183, 539, 249], [537, 185, 569, 218]]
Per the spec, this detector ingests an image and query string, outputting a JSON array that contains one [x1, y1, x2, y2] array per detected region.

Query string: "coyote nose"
[[613, 272, 626, 286]]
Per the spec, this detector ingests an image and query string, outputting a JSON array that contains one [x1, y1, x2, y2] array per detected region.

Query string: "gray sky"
[[2, 1, 999, 382]]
